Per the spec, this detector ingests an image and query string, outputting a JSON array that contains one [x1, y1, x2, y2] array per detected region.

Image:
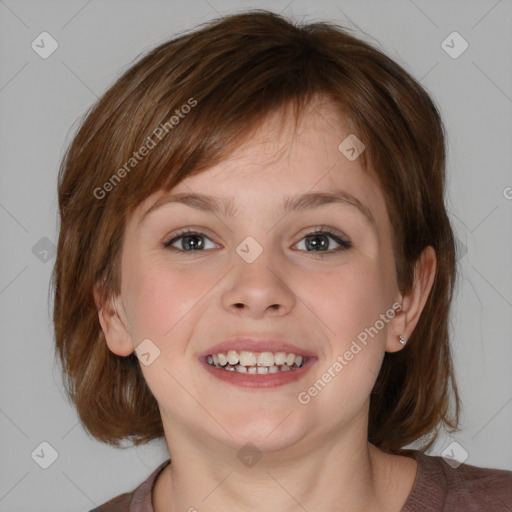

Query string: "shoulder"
[[88, 491, 133, 511], [88, 459, 171, 512], [401, 449, 512, 512]]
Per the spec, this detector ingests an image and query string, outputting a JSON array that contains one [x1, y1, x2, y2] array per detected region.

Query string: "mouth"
[[199, 339, 317, 388], [206, 350, 308, 373]]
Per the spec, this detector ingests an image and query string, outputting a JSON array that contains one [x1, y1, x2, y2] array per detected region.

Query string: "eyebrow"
[[139, 189, 376, 228]]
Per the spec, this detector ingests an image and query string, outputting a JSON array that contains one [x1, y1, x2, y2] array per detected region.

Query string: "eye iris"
[[167, 231, 345, 252], [182, 234, 204, 251], [306, 234, 329, 251]]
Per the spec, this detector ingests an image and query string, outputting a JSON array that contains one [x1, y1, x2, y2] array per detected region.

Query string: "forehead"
[[132, 97, 388, 229]]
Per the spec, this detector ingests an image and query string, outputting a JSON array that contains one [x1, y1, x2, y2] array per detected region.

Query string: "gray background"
[[0, 0, 511, 510]]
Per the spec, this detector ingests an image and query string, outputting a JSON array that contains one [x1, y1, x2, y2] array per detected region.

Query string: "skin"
[[96, 97, 436, 511]]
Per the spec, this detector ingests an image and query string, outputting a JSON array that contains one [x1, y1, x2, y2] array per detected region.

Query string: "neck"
[[153, 418, 414, 512]]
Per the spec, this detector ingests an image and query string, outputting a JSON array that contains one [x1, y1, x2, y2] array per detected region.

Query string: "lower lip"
[[200, 357, 316, 388]]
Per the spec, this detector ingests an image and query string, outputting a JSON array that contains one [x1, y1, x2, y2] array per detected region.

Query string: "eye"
[[163, 226, 352, 255], [163, 228, 219, 253], [294, 227, 352, 255]]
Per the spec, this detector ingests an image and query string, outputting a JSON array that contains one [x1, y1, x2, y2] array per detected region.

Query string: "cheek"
[[122, 260, 207, 342], [296, 264, 391, 415], [304, 261, 390, 344]]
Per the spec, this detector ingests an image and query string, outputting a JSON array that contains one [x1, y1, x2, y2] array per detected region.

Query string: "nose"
[[221, 250, 296, 318]]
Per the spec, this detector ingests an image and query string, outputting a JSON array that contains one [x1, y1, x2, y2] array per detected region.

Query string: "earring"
[[399, 335, 408, 346]]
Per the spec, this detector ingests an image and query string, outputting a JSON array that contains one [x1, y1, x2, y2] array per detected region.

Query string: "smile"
[[201, 350, 315, 389], [206, 350, 308, 373]]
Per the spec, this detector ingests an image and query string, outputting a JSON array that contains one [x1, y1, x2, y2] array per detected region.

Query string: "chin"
[[214, 410, 307, 453]]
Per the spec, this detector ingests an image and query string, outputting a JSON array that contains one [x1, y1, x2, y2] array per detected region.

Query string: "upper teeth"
[[209, 350, 304, 368]]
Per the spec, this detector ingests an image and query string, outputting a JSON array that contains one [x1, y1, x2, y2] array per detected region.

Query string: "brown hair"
[[52, 9, 460, 454]]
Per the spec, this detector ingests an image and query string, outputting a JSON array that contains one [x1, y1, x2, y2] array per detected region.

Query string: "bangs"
[[80, 14, 382, 220]]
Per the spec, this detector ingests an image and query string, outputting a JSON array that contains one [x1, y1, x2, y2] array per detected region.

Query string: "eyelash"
[[162, 226, 352, 257]]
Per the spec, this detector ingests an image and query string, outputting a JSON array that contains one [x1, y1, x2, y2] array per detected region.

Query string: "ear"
[[386, 246, 437, 353], [93, 284, 134, 357]]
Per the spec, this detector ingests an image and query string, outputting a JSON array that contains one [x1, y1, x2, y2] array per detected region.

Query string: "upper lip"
[[198, 336, 317, 360]]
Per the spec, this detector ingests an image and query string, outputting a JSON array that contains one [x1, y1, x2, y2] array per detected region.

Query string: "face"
[[106, 98, 406, 456]]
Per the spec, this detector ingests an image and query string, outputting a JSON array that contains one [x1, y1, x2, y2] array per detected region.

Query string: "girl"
[[52, 9, 512, 512]]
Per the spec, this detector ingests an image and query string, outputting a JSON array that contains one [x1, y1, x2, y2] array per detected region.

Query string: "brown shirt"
[[90, 449, 512, 511]]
